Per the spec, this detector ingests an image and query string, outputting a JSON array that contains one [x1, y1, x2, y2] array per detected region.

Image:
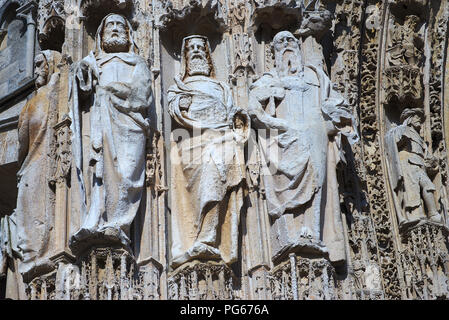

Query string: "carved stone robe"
[[15, 50, 61, 279], [249, 65, 358, 263], [69, 16, 153, 252], [168, 75, 248, 266]]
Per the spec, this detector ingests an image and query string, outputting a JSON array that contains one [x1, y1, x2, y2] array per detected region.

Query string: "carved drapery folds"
[[167, 35, 249, 270]]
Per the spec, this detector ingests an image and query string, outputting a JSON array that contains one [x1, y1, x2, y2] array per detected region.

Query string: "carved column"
[[16, 1, 37, 81]]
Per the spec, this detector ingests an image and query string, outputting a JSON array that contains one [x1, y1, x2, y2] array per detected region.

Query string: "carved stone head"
[[95, 13, 138, 56], [273, 31, 302, 77], [180, 35, 215, 79], [404, 14, 420, 31]]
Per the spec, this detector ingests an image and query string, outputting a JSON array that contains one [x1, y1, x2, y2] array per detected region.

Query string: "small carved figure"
[[168, 35, 249, 268], [69, 14, 153, 252], [386, 108, 443, 228]]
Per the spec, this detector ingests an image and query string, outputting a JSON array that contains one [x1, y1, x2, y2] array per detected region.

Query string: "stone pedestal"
[[354, 289, 384, 300], [167, 261, 237, 300], [400, 221, 449, 299], [271, 254, 336, 300], [25, 246, 163, 300]]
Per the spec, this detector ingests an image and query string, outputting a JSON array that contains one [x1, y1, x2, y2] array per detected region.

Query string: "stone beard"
[[69, 14, 153, 253], [168, 36, 249, 269], [186, 38, 211, 76], [13, 50, 62, 280], [249, 31, 359, 264]]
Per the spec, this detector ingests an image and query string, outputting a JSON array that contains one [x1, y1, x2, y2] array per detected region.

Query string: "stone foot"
[[69, 226, 131, 255], [171, 242, 221, 269]]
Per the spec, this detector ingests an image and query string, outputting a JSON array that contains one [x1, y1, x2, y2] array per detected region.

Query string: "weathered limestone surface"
[[1, 0, 449, 300]]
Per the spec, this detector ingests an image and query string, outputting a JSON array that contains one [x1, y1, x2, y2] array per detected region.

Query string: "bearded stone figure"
[[168, 35, 249, 268], [69, 14, 153, 253], [14, 50, 62, 280], [249, 31, 359, 264], [386, 108, 443, 228]]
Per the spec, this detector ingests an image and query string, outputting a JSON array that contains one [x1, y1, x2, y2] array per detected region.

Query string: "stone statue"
[[14, 50, 61, 279], [69, 14, 153, 253], [387, 15, 423, 67], [385, 108, 443, 228], [168, 35, 249, 268], [248, 31, 359, 264]]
